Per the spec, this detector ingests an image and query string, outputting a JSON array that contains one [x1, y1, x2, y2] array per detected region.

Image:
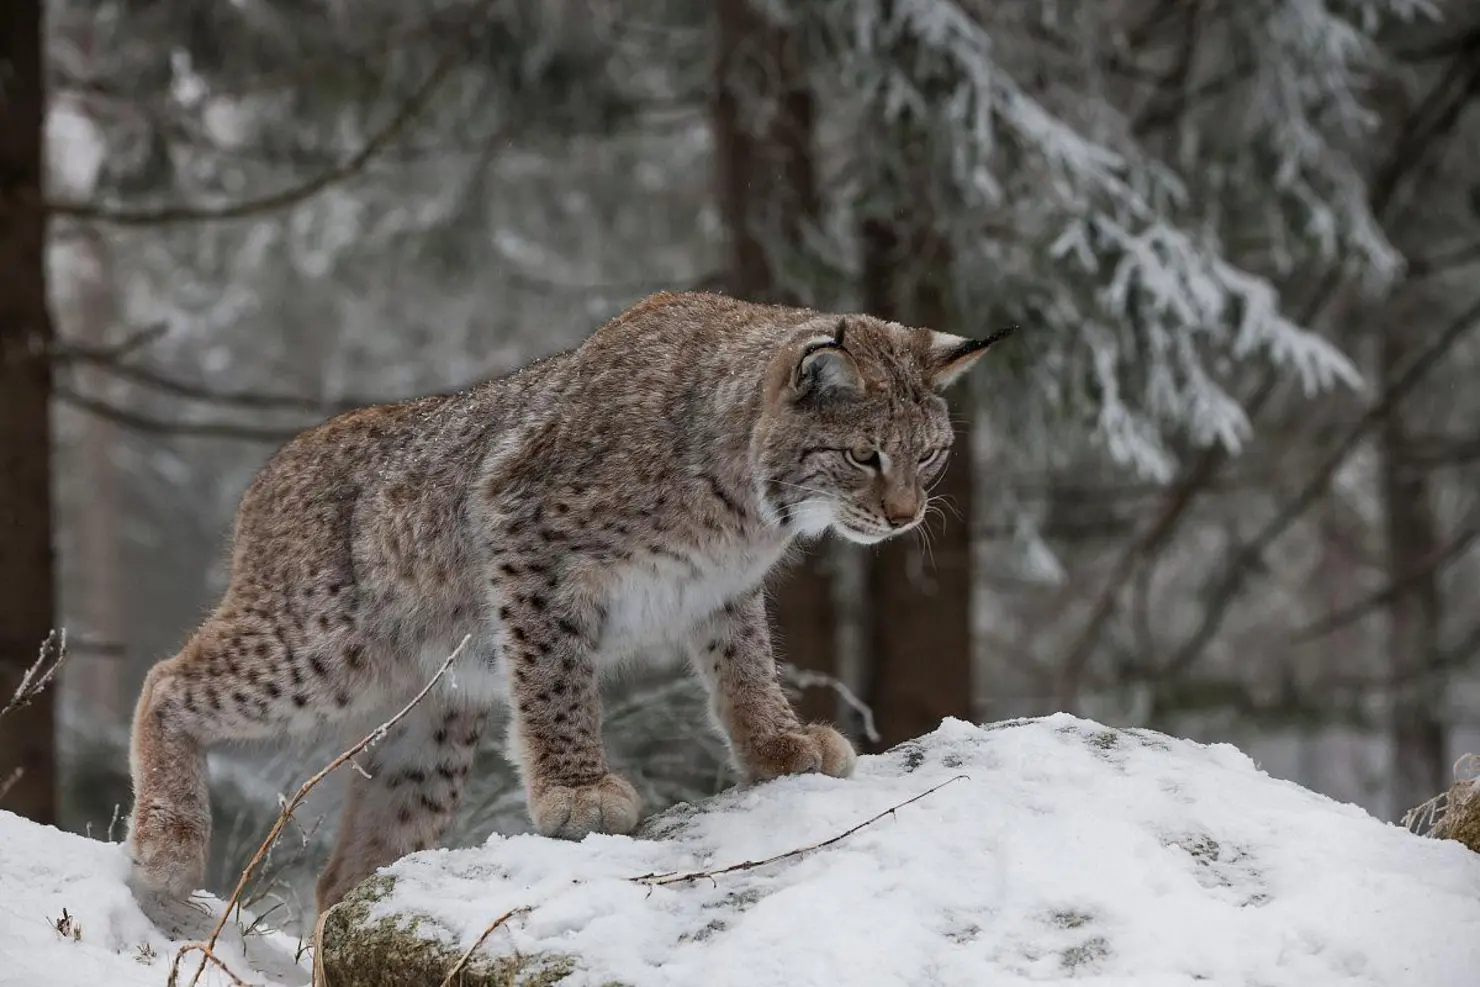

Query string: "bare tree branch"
[[1163, 292, 1480, 677], [58, 348, 358, 413], [1408, 236, 1480, 280], [1293, 525, 1480, 643], [1051, 378, 1271, 710], [56, 341, 498, 414], [48, 1, 496, 227], [55, 386, 306, 442]]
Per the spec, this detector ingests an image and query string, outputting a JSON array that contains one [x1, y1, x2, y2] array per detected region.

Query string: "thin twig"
[[0, 768, 23, 801], [629, 775, 968, 888], [437, 907, 532, 987], [167, 944, 253, 987], [173, 636, 470, 987], [780, 664, 881, 743], [0, 630, 68, 720]]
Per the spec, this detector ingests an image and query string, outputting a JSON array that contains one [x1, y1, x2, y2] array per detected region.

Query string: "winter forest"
[[4, 0, 1480, 982]]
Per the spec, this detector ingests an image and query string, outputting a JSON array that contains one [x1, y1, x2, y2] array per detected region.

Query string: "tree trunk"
[[860, 219, 975, 750], [59, 228, 126, 718], [0, 0, 59, 824], [712, 0, 839, 723], [1379, 328, 1446, 819]]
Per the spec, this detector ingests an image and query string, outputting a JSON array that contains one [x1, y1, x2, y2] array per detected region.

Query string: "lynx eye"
[[844, 447, 881, 471], [919, 448, 946, 468]]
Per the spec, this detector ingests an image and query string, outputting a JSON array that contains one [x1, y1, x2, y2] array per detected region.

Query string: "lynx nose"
[[883, 492, 920, 528]]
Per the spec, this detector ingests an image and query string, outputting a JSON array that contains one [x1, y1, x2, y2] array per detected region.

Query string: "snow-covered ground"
[[0, 813, 311, 987], [5, 714, 1480, 986]]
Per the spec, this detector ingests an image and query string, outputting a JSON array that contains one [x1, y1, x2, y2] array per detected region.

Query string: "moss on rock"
[[318, 875, 581, 987]]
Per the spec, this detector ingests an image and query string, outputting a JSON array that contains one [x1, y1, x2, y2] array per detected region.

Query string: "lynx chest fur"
[[595, 537, 789, 652]]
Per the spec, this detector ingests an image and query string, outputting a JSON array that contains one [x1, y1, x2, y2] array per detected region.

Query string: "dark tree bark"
[[712, 0, 839, 723], [1379, 327, 1447, 819], [859, 220, 975, 750], [0, 0, 59, 824]]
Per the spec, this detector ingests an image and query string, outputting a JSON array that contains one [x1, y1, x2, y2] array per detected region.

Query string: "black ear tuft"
[[928, 324, 1017, 390]]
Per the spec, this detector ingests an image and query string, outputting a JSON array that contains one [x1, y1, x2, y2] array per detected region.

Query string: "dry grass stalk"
[[171, 635, 471, 987], [0, 631, 69, 802], [1403, 753, 1480, 854], [0, 766, 23, 802], [0, 629, 67, 721], [168, 943, 252, 987], [1428, 754, 1480, 854], [310, 908, 330, 987], [436, 906, 532, 987]]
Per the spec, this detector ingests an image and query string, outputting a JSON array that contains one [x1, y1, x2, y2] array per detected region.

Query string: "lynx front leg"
[[691, 592, 857, 783], [502, 593, 640, 839]]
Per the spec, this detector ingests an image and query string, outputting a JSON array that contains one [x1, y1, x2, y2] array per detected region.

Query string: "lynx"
[[124, 290, 1011, 911]]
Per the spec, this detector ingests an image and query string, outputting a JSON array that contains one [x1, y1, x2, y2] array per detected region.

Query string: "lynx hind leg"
[[126, 653, 213, 899], [315, 699, 487, 913], [126, 614, 366, 899]]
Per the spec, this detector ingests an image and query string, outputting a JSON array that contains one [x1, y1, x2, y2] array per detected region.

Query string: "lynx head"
[[756, 315, 1013, 545]]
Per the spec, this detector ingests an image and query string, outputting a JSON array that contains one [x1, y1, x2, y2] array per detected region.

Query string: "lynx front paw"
[[125, 805, 208, 899], [746, 724, 858, 782], [529, 773, 642, 840]]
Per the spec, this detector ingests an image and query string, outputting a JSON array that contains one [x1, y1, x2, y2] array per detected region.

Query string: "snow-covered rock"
[[4, 714, 1480, 987], [322, 715, 1480, 986]]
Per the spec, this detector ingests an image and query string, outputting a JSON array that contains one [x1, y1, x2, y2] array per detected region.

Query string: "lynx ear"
[[926, 325, 1016, 390], [793, 320, 862, 399]]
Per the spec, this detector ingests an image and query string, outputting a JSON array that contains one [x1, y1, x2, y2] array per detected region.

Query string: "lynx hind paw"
[[125, 809, 208, 900], [750, 724, 858, 782], [530, 773, 643, 840]]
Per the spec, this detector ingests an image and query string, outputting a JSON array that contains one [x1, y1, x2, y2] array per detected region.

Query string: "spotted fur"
[[124, 291, 1009, 911]]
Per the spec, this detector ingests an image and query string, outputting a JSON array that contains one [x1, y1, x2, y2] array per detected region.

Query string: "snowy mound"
[[322, 715, 1480, 987], [4, 716, 1479, 987], [0, 811, 310, 986]]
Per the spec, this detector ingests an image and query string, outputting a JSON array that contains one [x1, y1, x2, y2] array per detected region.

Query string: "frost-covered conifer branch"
[[786, 0, 1421, 477]]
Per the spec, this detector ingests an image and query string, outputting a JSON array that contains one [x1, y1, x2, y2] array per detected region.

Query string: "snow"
[[4, 714, 1479, 986], [371, 715, 1480, 987], [0, 814, 310, 987], [45, 99, 107, 197]]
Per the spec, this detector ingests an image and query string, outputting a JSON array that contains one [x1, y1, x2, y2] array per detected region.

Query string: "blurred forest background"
[[4, 0, 1480, 924]]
